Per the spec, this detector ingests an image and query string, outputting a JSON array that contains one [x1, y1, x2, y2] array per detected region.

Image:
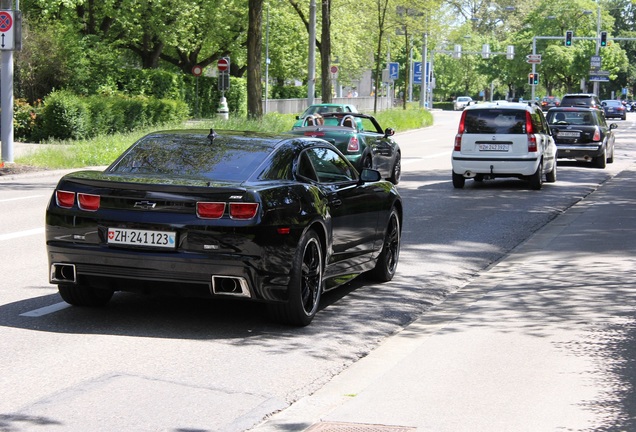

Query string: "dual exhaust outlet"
[[50, 263, 251, 298]]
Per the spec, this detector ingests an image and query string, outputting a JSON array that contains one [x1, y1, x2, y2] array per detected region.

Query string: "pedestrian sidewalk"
[[253, 164, 636, 432]]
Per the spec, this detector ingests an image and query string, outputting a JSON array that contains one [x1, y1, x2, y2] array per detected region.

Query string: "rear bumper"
[[452, 156, 540, 177], [556, 144, 603, 159], [47, 242, 293, 303]]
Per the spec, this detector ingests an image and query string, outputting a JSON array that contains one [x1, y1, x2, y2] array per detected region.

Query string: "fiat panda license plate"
[[107, 228, 176, 248], [479, 144, 509, 151]]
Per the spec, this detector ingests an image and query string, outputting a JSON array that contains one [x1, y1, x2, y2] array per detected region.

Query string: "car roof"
[[464, 101, 538, 111]]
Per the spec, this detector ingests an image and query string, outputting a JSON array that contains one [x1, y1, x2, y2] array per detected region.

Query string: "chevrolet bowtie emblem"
[[134, 201, 157, 209]]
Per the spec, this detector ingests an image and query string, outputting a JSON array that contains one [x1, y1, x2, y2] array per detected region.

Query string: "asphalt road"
[[1, 110, 634, 432]]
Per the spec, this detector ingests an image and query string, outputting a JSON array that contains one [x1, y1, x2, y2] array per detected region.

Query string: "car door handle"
[[330, 199, 343, 207]]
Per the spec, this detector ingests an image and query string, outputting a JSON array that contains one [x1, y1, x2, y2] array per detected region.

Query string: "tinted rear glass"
[[464, 109, 526, 134], [109, 134, 274, 181], [546, 111, 596, 125], [562, 97, 595, 106]]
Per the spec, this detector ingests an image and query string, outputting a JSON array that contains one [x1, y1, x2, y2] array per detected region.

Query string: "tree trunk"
[[247, 0, 263, 119], [320, 0, 332, 103]]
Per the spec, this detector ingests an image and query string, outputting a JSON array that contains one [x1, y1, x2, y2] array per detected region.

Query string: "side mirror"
[[296, 115, 301, 120], [610, 123, 618, 130], [360, 168, 381, 183], [384, 127, 395, 138]]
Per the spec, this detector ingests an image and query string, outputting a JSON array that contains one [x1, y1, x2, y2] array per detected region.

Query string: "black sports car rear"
[[46, 130, 402, 326]]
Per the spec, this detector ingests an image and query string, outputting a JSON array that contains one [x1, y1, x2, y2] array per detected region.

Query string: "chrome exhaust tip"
[[211, 276, 251, 298], [50, 263, 77, 283]]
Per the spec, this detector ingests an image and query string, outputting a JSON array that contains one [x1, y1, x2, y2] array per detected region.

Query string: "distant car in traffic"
[[45, 129, 403, 326], [288, 112, 401, 184], [560, 93, 602, 109], [546, 107, 616, 168], [601, 99, 627, 120], [540, 96, 560, 111], [292, 103, 358, 129], [453, 96, 473, 111], [452, 101, 557, 190]]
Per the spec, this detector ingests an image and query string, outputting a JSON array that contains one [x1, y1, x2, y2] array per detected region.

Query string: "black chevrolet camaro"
[[46, 129, 402, 326]]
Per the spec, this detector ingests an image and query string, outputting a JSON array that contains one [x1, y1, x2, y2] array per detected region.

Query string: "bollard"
[[217, 96, 229, 120]]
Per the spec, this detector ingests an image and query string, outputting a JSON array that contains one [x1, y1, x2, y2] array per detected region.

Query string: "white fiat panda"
[[451, 101, 557, 190]]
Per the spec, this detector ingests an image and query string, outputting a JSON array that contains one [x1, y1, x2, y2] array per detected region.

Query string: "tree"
[[247, 0, 264, 118]]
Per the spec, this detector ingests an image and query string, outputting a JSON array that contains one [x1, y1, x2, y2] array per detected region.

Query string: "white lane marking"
[[20, 302, 71, 317], [0, 195, 46, 203], [0, 227, 45, 241]]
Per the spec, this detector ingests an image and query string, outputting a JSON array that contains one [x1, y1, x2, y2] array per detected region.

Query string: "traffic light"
[[600, 31, 607, 47], [565, 30, 573, 47], [533, 73, 539, 85], [528, 73, 534, 85]]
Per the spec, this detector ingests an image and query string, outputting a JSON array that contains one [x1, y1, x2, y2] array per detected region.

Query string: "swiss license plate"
[[479, 144, 509, 151], [558, 131, 580, 138], [107, 228, 176, 249]]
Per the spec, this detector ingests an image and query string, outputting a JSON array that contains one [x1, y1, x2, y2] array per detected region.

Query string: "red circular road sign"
[[217, 58, 229, 72], [330, 65, 338, 74], [192, 65, 203, 76], [0, 12, 13, 32]]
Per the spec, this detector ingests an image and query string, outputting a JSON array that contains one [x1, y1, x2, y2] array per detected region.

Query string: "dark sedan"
[[546, 107, 616, 168], [46, 130, 403, 326], [541, 96, 560, 111], [288, 113, 401, 184], [601, 99, 627, 120]]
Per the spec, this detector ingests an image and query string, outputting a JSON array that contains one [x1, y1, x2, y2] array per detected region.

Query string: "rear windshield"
[[546, 111, 595, 125], [109, 134, 274, 181], [463, 109, 527, 134], [562, 97, 594, 106]]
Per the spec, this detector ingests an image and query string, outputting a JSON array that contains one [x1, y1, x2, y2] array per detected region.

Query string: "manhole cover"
[[305, 422, 417, 432]]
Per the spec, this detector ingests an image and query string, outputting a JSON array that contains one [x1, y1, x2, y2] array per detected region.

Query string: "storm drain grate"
[[305, 422, 417, 432]]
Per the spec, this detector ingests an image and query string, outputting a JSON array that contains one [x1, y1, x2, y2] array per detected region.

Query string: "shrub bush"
[[35, 90, 90, 141]]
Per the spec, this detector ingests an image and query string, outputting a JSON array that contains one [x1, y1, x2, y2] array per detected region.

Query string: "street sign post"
[[388, 62, 399, 80], [526, 54, 541, 64], [0, 10, 14, 50], [413, 62, 422, 85]]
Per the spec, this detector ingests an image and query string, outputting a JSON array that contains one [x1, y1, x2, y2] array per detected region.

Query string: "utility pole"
[[307, 0, 316, 107], [1, 0, 16, 164]]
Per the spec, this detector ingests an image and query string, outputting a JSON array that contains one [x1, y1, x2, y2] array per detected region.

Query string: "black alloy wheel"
[[369, 209, 401, 282], [268, 230, 323, 326]]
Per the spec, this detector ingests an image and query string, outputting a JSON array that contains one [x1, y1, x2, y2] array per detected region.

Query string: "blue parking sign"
[[389, 62, 399, 80]]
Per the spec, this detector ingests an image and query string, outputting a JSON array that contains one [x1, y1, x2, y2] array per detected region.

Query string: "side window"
[[297, 151, 318, 182], [306, 147, 357, 184]]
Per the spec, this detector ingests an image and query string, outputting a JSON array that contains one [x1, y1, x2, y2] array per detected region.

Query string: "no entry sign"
[[217, 58, 229, 72]]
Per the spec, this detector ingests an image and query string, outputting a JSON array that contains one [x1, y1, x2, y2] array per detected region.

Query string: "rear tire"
[[452, 172, 465, 189], [545, 161, 557, 183], [389, 154, 401, 184], [267, 230, 322, 326], [529, 161, 543, 190], [594, 148, 607, 169], [369, 209, 400, 282], [58, 283, 113, 307]]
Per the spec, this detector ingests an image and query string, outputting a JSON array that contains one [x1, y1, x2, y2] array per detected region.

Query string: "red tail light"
[[526, 112, 537, 152], [455, 111, 467, 151], [592, 126, 601, 141], [55, 190, 75, 209], [525, 111, 535, 134], [196, 202, 226, 219], [347, 136, 360, 152], [78, 193, 100, 211], [229, 203, 259, 220]]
